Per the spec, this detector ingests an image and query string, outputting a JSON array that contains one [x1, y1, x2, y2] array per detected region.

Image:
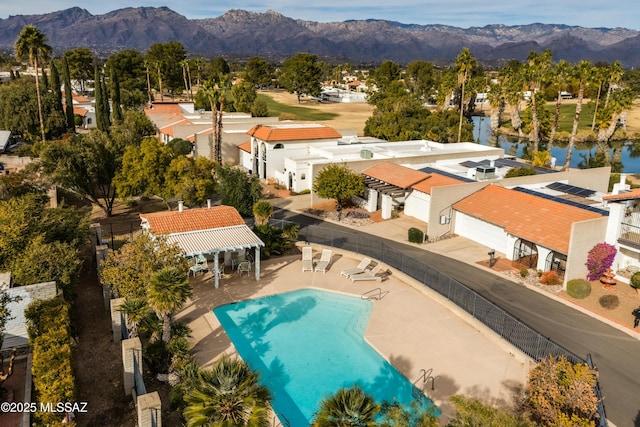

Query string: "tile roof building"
[[140, 204, 263, 288]]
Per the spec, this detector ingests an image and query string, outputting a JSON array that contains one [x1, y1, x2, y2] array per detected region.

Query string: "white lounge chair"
[[302, 246, 314, 272], [350, 264, 384, 282], [314, 249, 333, 273], [341, 257, 372, 277]]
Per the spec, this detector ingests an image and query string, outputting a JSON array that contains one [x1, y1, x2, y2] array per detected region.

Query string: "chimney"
[[207, 199, 212, 209], [178, 201, 184, 213]]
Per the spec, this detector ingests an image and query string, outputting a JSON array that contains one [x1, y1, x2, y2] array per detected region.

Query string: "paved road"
[[276, 209, 640, 427]]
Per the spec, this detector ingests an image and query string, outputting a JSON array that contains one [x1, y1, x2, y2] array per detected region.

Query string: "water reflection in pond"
[[472, 116, 640, 173]]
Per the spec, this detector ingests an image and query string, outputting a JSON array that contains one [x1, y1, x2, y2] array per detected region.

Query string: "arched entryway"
[[513, 239, 538, 269], [545, 251, 567, 279]]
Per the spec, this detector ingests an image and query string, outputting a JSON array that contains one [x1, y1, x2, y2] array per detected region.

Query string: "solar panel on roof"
[[513, 187, 608, 216], [546, 182, 596, 197]]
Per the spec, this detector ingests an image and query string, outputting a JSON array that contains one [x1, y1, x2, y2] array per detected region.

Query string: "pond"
[[472, 116, 640, 173]]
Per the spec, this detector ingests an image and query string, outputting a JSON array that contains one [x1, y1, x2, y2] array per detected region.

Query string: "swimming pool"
[[214, 288, 439, 425]]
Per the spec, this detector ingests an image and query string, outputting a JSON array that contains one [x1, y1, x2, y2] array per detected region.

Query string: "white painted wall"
[[405, 190, 431, 223], [454, 212, 509, 254]]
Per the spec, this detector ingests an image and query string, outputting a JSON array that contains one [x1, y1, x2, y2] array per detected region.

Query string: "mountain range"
[[0, 6, 639, 66]]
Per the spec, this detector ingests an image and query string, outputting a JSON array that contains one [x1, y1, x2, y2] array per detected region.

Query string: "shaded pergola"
[[140, 205, 264, 288]]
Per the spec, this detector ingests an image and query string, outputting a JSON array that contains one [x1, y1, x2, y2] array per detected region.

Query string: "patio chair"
[[350, 264, 384, 282], [302, 246, 314, 272], [237, 261, 251, 276], [230, 251, 240, 269], [314, 249, 333, 273], [189, 254, 208, 277], [341, 257, 372, 278]]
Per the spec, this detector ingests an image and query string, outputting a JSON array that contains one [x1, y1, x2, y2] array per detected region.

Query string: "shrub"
[[25, 298, 76, 425], [346, 210, 370, 219], [566, 279, 592, 299], [540, 271, 562, 286], [631, 272, 640, 289], [408, 227, 424, 243], [599, 295, 620, 310], [585, 242, 617, 281], [520, 268, 529, 278]]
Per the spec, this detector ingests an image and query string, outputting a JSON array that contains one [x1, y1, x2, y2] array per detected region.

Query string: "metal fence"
[[300, 223, 608, 427], [97, 219, 142, 250]]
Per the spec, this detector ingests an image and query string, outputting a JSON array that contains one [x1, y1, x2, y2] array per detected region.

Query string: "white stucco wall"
[[404, 190, 431, 223], [454, 212, 509, 255]]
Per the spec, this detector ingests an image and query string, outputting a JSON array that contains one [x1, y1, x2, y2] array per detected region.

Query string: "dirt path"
[[72, 251, 135, 427]]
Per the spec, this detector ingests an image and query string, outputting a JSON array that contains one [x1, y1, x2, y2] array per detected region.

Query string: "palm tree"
[[548, 60, 571, 151], [313, 385, 379, 427], [564, 60, 593, 170], [147, 267, 192, 343], [455, 48, 476, 143], [183, 354, 271, 427], [524, 50, 552, 152], [202, 80, 225, 164], [14, 25, 52, 143], [118, 297, 149, 338]]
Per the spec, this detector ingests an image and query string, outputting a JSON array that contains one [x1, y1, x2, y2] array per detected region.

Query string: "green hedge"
[[631, 272, 640, 289], [566, 279, 592, 299], [408, 227, 424, 243], [25, 298, 76, 425]]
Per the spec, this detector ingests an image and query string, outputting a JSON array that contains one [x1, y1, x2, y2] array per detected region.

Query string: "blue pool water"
[[214, 289, 440, 426]]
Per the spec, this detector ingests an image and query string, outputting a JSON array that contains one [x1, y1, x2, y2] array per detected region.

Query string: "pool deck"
[[177, 245, 532, 423]]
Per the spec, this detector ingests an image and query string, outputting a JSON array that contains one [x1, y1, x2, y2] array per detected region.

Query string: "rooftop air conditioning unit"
[[360, 149, 373, 159], [476, 166, 496, 180]]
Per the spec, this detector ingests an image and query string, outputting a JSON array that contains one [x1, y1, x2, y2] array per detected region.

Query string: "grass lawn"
[[544, 102, 596, 132], [257, 93, 338, 121]]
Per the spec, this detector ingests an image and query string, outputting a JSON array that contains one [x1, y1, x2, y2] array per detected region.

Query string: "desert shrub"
[[566, 279, 592, 299], [346, 209, 370, 219], [599, 295, 620, 310], [520, 268, 529, 278], [144, 340, 171, 375], [631, 272, 640, 289], [585, 242, 617, 281], [298, 189, 310, 194], [540, 271, 562, 286], [408, 227, 424, 243]]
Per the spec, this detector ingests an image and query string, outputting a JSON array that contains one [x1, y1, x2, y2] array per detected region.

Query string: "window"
[[274, 143, 284, 149], [300, 173, 306, 180]]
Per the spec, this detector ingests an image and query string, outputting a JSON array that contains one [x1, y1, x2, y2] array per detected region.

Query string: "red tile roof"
[[453, 185, 604, 253], [362, 162, 429, 189], [603, 188, 640, 201], [140, 205, 245, 235], [145, 102, 186, 115], [412, 173, 464, 194], [238, 141, 252, 153], [248, 124, 341, 141]]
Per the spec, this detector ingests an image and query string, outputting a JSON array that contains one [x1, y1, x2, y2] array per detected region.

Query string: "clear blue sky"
[[1, 1, 638, 30]]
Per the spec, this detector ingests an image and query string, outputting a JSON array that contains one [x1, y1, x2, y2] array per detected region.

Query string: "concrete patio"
[[176, 243, 531, 422]]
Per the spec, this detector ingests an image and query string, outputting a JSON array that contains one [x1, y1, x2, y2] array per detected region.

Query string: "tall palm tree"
[[524, 50, 552, 152], [455, 48, 476, 143], [147, 267, 192, 343], [564, 60, 593, 170], [202, 80, 226, 164], [548, 60, 571, 151], [313, 385, 379, 427], [14, 25, 52, 143], [183, 354, 271, 427], [590, 65, 608, 131], [500, 61, 525, 138]]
